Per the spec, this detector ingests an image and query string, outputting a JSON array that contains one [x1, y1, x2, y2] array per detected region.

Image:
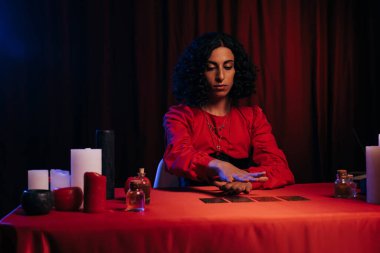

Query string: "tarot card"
[[251, 196, 281, 202], [224, 196, 254, 203], [277, 196, 310, 201], [199, 197, 228, 204]]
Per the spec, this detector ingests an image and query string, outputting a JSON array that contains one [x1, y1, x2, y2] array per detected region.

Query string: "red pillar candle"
[[84, 172, 106, 213]]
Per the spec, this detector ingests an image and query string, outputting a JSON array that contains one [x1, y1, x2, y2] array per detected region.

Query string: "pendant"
[[216, 145, 221, 151]]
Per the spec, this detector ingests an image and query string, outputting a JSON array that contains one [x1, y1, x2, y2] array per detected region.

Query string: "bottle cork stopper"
[[337, 170, 347, 176]]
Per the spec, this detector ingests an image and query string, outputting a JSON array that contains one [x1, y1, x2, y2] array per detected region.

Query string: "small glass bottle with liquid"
[[137, 168, 151, 204], [126, 181, 145, 212], [334, 170, 352, 198], [125, 168, 151, 204]]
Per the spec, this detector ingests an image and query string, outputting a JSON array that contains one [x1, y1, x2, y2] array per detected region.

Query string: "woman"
[[163, 32, 294, 194]]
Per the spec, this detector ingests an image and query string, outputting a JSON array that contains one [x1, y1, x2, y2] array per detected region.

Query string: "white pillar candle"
[[28, 170, 49, 190], [378, 134, 380, 146], [70, 148, 102, 193], [366, 146, 380, 204], [50, 169, 71, 190]]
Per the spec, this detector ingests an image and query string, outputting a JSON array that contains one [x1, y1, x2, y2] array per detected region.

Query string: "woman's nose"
[[216, 69, 225, 82]]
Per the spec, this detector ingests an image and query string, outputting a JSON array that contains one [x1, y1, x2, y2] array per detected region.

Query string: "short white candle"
[[366, 146, 380, 204], [70, 148, 102, 193], [28, 170, 49, 190], [50, 169, 70, 190]]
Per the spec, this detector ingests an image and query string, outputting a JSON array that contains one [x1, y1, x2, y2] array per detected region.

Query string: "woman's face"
[[204, 46, 235, 100]]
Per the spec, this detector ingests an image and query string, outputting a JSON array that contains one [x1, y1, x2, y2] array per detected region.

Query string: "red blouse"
[[163, 104, 295, 189]]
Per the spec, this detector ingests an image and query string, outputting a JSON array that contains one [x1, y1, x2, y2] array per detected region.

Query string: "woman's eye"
[[206, 65, 216, 71], [224, 65, 234, 70]]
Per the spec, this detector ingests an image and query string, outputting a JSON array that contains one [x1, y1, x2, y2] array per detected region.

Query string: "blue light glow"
[[0, 1, 25, 60]]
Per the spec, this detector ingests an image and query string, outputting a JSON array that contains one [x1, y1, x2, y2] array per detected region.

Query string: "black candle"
[[95, 130, 115, 199]]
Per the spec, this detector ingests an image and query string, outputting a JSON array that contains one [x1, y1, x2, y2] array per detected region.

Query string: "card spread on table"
[[251, 196, 281, 202], [200, 198, 228, 203], [277, 196, 310, 201], [224, 196, 254, 203]]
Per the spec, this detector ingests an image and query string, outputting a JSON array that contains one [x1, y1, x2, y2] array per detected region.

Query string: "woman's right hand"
[[208, 159, 267, 182]]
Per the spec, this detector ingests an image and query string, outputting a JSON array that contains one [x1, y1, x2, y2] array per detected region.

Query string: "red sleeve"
[[247, 106, 295, 189], [163, 105, 214, 182]]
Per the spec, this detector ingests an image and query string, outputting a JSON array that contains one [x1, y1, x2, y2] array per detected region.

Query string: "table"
[[1, 183, 380, 253]]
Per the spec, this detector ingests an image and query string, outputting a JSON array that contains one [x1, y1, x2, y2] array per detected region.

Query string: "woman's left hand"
[[213, 181, 252, 194]]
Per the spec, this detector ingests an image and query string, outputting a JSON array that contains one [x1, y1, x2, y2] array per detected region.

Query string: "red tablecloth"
[[1, 183, 380, 253]]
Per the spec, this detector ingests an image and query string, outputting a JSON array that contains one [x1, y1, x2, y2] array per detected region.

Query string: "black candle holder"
[[95, 130, 115, 199]]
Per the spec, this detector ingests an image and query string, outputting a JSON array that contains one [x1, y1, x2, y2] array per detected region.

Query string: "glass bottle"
[[126, 180, 145, 212], [125, 168, 151, 204], [334, 170, 351, 198], [137, 168, 151, 204], [347, 174, 357, 198]]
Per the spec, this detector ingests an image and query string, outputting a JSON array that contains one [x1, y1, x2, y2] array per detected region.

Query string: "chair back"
[[153, 159, 180, 188]]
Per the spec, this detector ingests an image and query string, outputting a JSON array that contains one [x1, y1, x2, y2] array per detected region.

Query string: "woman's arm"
[[248, 106, 295, 189], [163, 106, 215, 182]]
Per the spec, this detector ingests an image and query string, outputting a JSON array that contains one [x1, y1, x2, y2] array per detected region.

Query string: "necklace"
[[202, 110, 230, 153]]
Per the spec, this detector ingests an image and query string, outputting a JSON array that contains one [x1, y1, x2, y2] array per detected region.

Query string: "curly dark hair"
[[172, 32, 257, 107]]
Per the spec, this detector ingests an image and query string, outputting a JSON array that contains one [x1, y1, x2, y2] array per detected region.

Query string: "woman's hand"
[[213, 181, 252, 194], [208, 159, 267, 182]]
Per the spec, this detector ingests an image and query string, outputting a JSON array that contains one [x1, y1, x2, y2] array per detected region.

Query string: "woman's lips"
[[213, 84, 228, 90]]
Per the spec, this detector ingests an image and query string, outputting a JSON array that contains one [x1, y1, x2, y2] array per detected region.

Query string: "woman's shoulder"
[[233, 105, 270, 132], [166, 104, 196, 115], [234, 104, 263, 118], [164, 104, 199, 121]]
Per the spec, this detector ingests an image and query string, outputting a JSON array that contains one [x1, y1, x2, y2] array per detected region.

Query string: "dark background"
[[1, 0, 379, 218]]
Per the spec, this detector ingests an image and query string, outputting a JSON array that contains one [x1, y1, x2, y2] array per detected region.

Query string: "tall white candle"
[[70, 148, 102, 193], [28, 170, 49, 190], [366, 146, 380, 204], [50, 169, 70, 190], [378, 134, 380, 146]]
